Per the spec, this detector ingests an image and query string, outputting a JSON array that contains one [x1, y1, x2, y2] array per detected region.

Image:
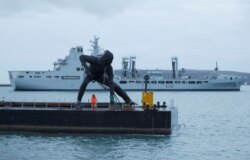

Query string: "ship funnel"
[[130, 56, 136, 78], [122, 56, 136, 78], [122, 57, 129, 78], [214, 62, 219, 71], [171, 57, 178, 79]]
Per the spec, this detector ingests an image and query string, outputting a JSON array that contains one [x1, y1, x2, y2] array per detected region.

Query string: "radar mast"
[[89, 36, 102, 56]]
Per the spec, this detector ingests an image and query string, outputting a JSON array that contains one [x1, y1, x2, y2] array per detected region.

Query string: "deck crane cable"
[[97, 81, 121, 108]]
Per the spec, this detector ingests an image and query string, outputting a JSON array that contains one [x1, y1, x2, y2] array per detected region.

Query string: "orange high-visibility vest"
[[91, 96, 97, 104]]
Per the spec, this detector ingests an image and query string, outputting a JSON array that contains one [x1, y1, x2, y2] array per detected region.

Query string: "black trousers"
[[77, 75, 131, 103]]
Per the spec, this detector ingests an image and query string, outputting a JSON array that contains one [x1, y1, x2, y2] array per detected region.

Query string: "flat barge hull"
[[0, 103, 178, 135]]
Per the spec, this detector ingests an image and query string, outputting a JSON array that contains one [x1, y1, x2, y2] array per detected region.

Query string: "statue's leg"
[[77, 75, 92, 102], [97, 76, 131, 102]]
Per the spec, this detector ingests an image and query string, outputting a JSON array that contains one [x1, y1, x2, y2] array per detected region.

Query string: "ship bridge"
[[53, 46, 83, 72]]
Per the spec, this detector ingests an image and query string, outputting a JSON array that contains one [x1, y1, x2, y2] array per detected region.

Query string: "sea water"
[[0, 86, 250, 160]]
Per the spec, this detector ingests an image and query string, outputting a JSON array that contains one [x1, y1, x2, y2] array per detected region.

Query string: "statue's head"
[[99, 50, 113, 66]]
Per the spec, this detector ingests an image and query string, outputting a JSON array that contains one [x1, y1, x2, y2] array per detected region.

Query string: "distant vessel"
[[9, 37, 246, 91]]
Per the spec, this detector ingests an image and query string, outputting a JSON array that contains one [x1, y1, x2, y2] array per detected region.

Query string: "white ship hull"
[[9, 70, 244, 91]]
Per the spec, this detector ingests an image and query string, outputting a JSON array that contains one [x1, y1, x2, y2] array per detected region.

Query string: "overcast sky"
[[0, 0, 249, 83]]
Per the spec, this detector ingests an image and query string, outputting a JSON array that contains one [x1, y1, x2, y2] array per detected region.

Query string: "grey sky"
[[0, 0, 250, 83]]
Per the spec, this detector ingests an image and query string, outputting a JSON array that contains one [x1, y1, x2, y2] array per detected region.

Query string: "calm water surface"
[[0, 86, 250, 160]]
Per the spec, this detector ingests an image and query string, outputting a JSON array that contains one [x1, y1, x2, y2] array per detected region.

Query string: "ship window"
[[76, 68, 80, 71], [197, 81, 202, 84], [46, 76, 52, 78], [17, 76, 24, 78], [77, 48, 83, 52], [120, 81, 127, 84], [151, 81, 157, 84], [230, 77, 232, 80], [144, 81, 150, 84], [158, 81, 165, 84], [54, 76, 60, 78], [136, 81, 142, 84], [188, 81, 195, 84], [203, 81, 208, 83], [35, 72, 40, 74], [174, 81, 181, 84], [61, 76, 80, 80], [26, 72, 29, 74], [166, 81, 173, 84], [81, 68, 84, 71], [182, 81, 186, 84], [129, 81, 135, 83], [34, 76, 41, 78]]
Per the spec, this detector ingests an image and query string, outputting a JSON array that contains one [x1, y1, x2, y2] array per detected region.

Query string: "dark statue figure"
[[77, 50, 134, 105]]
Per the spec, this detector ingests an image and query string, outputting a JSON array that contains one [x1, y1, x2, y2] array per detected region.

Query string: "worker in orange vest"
[[91, 94, 97, 111]]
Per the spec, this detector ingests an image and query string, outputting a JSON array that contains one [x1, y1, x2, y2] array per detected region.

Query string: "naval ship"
[[9, 37, 246, 91]]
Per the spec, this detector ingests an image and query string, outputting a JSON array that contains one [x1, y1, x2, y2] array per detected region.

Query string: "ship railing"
[[0, 100, 171, 111]]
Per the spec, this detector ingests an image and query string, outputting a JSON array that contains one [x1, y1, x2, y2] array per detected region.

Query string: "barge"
[[0, 101, 178, 135]]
